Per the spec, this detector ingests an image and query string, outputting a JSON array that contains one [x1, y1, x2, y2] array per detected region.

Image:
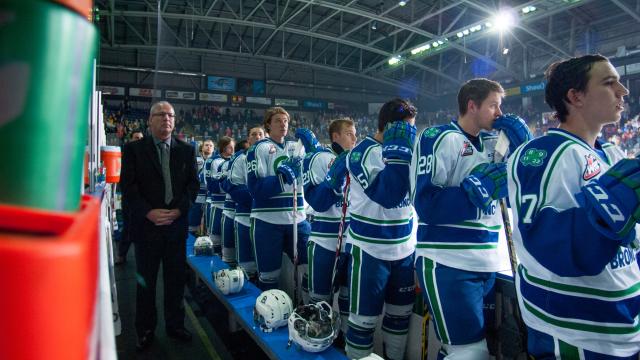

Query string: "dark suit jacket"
[[120, 135, 199, 242]]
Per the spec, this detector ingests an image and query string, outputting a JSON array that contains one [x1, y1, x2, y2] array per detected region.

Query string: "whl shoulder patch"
[[520, 148, 547, 167], [583, 153, 601, 180], [461, 141, 474, 156]]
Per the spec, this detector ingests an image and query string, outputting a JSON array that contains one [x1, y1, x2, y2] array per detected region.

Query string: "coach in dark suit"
[[120, 101, 199, 350]]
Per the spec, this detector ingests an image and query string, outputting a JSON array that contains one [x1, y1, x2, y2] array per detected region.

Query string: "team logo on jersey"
[[423, 127, 440, 138], [461, 141, 474, 156], [350, 151, 362, 163], [583, 153, 601, 180], [272, 155, 288, 172], [269, 145, 276, 154], [520, 148, 547, 167]]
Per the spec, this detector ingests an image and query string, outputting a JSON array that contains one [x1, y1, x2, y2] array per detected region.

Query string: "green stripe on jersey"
[[417, 243, 497, 250], [523, 298, 640, 334], [348, 228, 411, 245], [350, 212, 412, 225], [520, 265, 640, 299]]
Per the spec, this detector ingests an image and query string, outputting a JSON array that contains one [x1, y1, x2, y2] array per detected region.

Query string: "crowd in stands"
[[104, 93, 640, 156]]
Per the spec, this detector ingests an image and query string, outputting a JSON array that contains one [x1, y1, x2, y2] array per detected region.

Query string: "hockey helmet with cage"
[[193, 236, 214, 256], [253, 289, 293, 332], [213, 267, 246, 295], [287, 301, 339, 353]]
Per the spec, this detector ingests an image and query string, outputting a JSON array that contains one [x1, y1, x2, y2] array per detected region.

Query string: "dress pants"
[[134, 231, 187, 336]]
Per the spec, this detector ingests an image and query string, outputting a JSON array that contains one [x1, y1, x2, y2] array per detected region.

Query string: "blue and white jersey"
[[346, 136, 415, 261], [205, 154, 227, 208], [508, 128, 640, 356], [410, 122, 502, 272], [196, 156, 207, 204], [220, 159, 236, 219], [227, 151, 252, 227], [247, 137, 305, 225], [303, 149, 350, 252]]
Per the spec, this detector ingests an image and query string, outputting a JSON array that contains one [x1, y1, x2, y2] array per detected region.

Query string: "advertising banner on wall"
[[165, 90, 196, 100], [520, 81, 546, 94], [303, 100, 326, 109], [274, 98, 298, 107], [98, 86, 125, 96], [246, 96, 272, 105], [129, 87, 161, 98], [207, 76, 236, 92], [199, 93, 228, 102]]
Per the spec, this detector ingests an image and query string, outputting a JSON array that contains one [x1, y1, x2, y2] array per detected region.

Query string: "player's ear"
[[566, 88, 583, 107], [467, 99, 477, 114]]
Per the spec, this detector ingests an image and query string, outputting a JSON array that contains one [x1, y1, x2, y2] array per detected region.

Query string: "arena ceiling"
[[97, 0, 640, 97]]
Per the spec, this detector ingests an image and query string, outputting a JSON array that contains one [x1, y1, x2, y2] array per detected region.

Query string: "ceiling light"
[[503, 48, 509, 55], [491, 9, 516, 32], [371, 21, 377, 30], [398, 1, 407, 6], [388, 56, 402, 65]]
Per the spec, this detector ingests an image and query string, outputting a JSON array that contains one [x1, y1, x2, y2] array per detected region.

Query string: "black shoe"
[[136, 330, 154, 351], [166, 327, 192, 342]]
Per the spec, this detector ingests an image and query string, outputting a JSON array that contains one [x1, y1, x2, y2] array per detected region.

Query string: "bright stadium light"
[[388, 55, 402, 65], [398, 1, 408, 6], [411, 43, 431, 55], [457, 32, 464, 38], [491, 9, 516, 32], [503, 48, 509, 55]]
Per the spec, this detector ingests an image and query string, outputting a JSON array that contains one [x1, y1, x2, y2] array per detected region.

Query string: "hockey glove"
[[493, 114, 532, 155], [581, 158, 640, 242], [325, 152, 349, 194], [382, 121, 417, 164], [295, 128, 324, 153], [277, 156, 303, 185], [461, 162, 508, 212]]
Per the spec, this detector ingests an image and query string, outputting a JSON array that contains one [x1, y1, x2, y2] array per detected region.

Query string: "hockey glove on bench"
[[581, 158, 640, 243], [461, 162, 508, 213]]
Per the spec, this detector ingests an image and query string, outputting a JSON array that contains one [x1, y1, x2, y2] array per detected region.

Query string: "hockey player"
[[189, 139, 214, 234], [205, 136, 234, 254], [218, 140, 248, 266], [222, 127, 265, 278], [508, 54, 640, 358], [246, 107, 310, 293], [344, 98, 417, 360], [296, 119, 357, 337], [410, 78, 531, 359]]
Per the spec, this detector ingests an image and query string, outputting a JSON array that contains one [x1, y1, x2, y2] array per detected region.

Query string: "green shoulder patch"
[[423, 127, 441, 138], [350, 151, 362, 163], [520, 148, 547, 167]]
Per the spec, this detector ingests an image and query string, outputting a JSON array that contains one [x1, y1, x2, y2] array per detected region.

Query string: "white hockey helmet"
[[253, 289, 293, 332], [193, 236, 214, 256], [213, 267, 245, 295], [287, 301, 339, 353]]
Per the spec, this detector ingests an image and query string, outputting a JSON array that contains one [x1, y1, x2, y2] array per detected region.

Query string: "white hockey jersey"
[[228, 152, 251, 227], [246, 138, 306, 225], [508, 128, 640, 356], [346, 136, 415, 261], [303, 150, 350, 252], [410, 122, 502, 272], [205, 154, 227, 209]]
